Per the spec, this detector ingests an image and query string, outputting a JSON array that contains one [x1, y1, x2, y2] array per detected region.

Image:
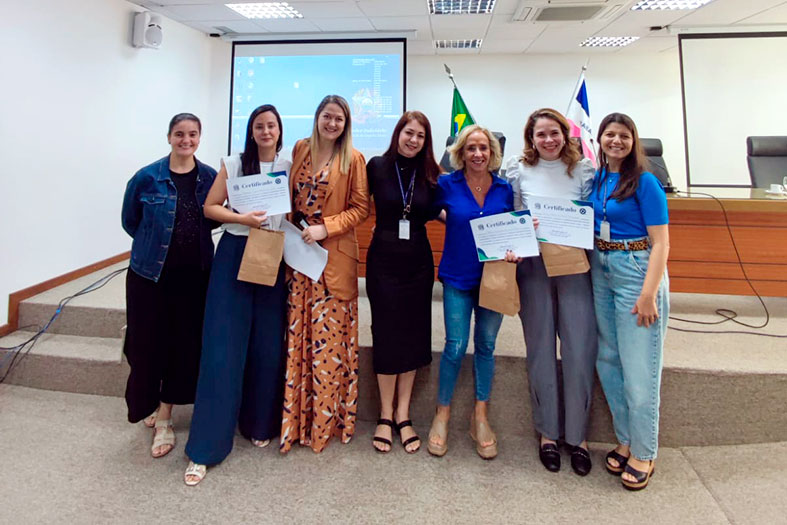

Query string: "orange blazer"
[[290, 139, 370, 301]]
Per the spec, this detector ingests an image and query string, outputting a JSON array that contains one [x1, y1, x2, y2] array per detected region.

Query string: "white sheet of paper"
[[528, 196, 594, 250], [470, 210, 540, 261], [226, 171, 291, 216], [281, 220, 328, 282]]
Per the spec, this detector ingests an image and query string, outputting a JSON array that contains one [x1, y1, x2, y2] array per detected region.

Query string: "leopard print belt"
[[595, 238, 650, 251]]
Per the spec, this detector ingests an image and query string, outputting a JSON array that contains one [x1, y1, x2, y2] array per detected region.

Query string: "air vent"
[[213, 26, 234, 34], [535, 5, 604, 20], [434, 39, 483, 49]]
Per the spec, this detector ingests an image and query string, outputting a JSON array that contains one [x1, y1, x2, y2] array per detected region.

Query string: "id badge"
[[600, 220, 611, 242], [398, 219, 410, 240]]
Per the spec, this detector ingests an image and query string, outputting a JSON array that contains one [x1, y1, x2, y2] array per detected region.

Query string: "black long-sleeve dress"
[[365, 154, 438, 374]]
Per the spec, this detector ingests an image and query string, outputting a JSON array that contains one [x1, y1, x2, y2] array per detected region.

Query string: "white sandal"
[[251, 438, 271, 448], [143, 408, 158, 428], [151, 419, 175, 458], [184, 461, 207, 486]]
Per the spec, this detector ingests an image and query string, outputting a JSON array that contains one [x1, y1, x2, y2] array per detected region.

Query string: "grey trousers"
[[517, 255, 598, 446]]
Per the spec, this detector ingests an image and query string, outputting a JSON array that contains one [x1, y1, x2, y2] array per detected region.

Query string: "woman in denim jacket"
[[589, 113, 669, 491], [121, 113, 217, 458]]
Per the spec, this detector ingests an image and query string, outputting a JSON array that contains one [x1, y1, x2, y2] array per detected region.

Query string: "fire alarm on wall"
[[133, 12, 163, 49]]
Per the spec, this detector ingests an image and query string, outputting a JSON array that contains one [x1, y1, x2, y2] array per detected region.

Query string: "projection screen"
[[230, 39, 406, 159], [680, 33, 787, 187]]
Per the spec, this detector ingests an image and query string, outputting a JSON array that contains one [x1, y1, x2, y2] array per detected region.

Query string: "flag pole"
[[444, 63, 458, 89]]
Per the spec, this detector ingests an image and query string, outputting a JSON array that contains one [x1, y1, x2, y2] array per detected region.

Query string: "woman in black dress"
[[366, 111, 441, 453]]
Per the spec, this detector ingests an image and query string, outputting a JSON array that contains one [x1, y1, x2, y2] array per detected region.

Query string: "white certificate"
[[281, 220, 328, 282], [226, 171, 291, 216], [470, 210, 540, 261], [529, 196, 594, 250]]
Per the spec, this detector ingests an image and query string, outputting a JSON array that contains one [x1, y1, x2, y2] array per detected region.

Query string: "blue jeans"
[[591, 244, 669, 461], [437, 282, 504, 406]]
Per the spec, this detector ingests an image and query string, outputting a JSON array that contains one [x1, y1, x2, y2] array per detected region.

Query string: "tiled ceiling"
[[129, 0, 787, 54]]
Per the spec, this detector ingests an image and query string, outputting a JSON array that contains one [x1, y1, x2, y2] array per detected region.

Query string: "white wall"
[[0, 0, 230, 324], [407, 51, 685, 188]]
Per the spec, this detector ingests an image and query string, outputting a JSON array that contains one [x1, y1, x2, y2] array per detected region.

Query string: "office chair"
[[640, 138, 675, 193], [439, 132, 507, 173], [746, 136, 787, 188]]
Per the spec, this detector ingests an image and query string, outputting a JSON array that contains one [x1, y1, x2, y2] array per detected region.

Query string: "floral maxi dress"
[[279, 154, 359, 454]]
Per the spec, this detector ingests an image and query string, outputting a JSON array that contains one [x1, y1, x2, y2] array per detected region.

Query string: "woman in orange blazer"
[[280, 94, 370, 453]]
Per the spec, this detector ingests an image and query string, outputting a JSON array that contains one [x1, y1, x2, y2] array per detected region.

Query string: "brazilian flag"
[[450, 87, 475, 137]]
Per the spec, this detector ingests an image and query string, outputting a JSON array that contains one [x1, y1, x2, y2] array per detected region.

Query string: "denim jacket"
[[122, 155, 217, 282]]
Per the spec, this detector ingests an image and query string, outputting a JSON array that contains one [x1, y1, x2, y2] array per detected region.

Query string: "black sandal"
[[395, 419, 421, 453], [372, 419, 395, 453], [621, 461, 655, 491], [605, 449, 630, 475]]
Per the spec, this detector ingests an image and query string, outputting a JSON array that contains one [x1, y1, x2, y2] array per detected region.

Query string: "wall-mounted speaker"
[[132, 12, 163, 49]]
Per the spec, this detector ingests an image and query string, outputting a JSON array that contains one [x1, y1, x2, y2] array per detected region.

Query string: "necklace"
[[466, 172, 489, 193]]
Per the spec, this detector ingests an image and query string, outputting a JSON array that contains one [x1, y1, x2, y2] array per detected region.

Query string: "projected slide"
[[230, 41, 404, 158]]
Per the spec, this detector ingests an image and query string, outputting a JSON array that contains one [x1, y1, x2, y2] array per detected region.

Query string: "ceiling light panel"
[[434, 39, 483, 48], [225, 2, 303, 19], [429, 1, 497, 15], [580, 36, 640, 47], [630, 0, 715, 10]]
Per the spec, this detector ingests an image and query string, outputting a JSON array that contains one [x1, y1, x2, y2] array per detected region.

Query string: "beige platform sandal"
[[469, 413, 498, 460], [184, 461, 207, 486]]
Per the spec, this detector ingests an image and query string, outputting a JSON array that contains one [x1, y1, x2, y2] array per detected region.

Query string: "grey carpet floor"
[[1, 385, 785, 525]]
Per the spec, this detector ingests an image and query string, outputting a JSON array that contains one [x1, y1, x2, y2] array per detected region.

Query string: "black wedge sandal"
[[621, 461, 655, 491], [373, 419, 395, 453], [395, 419, 421, 454], [605, 449, 630, 475]]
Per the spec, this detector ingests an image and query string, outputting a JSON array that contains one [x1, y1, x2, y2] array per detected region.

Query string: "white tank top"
[[221, 154, 292, 237]]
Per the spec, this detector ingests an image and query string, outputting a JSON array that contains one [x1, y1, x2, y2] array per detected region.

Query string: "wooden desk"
[[356, 188, 787, 296], [667, 188, 787, 296]]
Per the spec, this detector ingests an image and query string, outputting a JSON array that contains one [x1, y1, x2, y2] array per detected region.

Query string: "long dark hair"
[[383, 111, 440, 186], [595, 112, 649, 201], [521, 108, 581, 176], [241, 104, 283, 175]]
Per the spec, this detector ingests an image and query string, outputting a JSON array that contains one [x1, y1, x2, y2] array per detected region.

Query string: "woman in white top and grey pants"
[[505, 108, 597, 476]]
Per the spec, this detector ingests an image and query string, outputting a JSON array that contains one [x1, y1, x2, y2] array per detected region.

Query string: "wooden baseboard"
[[5, 252, 130, 334]]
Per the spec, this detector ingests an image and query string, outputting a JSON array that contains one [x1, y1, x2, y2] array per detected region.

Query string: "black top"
[[367, 154, 438, 234], [167, 165, 201, 268]]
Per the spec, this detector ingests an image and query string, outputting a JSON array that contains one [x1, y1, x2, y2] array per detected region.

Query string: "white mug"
[[770, 183, 785, 193]]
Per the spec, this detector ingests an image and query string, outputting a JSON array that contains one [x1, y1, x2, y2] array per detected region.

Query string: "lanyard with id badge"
[[599, 168, 612, 242], [395, 162, 416, 240]]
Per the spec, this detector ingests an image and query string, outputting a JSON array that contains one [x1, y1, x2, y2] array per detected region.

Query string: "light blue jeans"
[[437, 282, 504, 406], [591, 243, 669, 461]]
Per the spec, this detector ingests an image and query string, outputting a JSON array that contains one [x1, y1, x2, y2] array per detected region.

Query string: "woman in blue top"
[[427, 125, 513, 460], [589, 113, 669, 491], [121, 113, 217, 458]]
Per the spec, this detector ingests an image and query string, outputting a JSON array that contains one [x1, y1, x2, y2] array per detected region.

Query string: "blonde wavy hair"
[[309, 95, 354, 174], [447, 124, 503, 172]]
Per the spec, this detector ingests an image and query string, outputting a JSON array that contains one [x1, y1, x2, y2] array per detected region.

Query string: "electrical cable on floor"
[[2, 228, 225, 384], [667, 190, 786, 338], [0, 267, 128, 384]]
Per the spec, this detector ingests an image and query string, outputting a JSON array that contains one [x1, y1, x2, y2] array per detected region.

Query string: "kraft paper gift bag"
[[479, 260, 520, 316], [237, 228, 284, 286], [540, 243, 590, 277]]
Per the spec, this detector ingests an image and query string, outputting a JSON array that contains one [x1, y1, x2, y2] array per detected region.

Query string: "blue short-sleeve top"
[[435, 170, 514, 290], [590, 169, 669, 239]]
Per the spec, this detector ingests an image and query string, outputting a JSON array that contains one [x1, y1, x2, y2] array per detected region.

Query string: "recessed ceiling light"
[[225, 2, 303, 19], [580, 36, 640, 47], [631, 0, 715, 10], [434, 39, 483, 49], [428, 1, 496, 15]]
